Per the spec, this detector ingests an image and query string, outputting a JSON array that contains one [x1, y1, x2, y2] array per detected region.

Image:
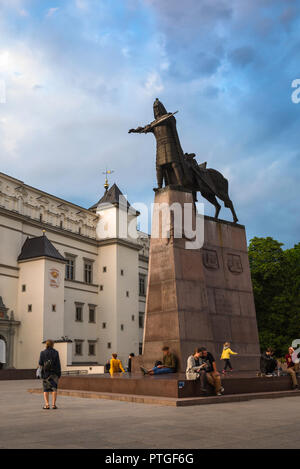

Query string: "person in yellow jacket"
[[220, 342, 238, 374], [109, 353, 125, 375]]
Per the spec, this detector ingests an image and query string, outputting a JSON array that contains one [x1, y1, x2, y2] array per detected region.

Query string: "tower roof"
[[89, 183, 132, 212], [18, 234, 65, 262]]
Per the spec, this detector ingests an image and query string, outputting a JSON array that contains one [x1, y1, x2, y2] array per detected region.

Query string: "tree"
[[248, 237, 300, 357]]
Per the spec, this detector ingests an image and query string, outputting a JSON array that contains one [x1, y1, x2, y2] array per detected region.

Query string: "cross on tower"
[[102, 169, 114, 192]]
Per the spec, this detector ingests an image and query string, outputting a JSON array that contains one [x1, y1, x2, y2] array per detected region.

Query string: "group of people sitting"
[[141, 345, 225, 396], [106, 343, 300, 394], [260, 346, 300, 389]]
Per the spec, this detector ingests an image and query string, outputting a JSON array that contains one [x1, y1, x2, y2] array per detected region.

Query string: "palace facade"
[[0, 171, 149, 369]]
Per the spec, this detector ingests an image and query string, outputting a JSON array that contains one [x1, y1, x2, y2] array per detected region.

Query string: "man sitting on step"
[[199, 347, 224, 396], [141, 346, 177, 375]]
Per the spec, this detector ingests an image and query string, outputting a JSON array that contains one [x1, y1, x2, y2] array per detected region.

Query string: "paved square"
[[1, 380, 300, 449]]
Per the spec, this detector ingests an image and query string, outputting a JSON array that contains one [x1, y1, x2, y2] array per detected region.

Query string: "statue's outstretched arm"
[[128, 124, 152, 134]]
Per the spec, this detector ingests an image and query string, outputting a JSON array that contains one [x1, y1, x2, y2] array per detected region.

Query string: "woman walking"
[[38, 340, 61, 409]]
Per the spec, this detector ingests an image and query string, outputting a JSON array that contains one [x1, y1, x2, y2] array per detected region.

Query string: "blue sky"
[[0, 0, 300, 246]]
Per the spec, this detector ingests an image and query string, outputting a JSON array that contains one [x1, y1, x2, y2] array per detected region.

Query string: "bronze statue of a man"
[[129, 98, 185, 189]]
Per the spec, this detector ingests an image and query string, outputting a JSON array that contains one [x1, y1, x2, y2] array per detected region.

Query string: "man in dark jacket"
[[260, 348, 277, 376], [39, 340, 61, 409], [199, 347, 224, 396], [127, 353, 135, 373]]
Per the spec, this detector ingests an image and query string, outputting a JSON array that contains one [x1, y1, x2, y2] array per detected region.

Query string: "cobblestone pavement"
[[1, 380, 300, 449]]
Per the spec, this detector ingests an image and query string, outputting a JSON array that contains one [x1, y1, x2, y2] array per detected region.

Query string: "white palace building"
[[0, 171, 149, 371]]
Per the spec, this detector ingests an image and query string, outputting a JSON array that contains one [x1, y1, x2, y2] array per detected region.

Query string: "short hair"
[[194, 347, 201, 354], [129, 353, 135, 357], [162, 346, 169, 351], [45, 340, 54, 349], [199, 347, 207, 352], [112, 353, 118, 359], [266, 347, 273, 353]]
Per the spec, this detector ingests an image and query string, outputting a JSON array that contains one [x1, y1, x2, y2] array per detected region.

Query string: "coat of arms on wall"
[[202, 249, 219, 270], [49, 268, 60, 288], [227, 253, 243, 274]]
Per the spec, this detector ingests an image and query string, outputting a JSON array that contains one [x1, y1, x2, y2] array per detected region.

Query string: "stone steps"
[[28, 387, 300, 407]]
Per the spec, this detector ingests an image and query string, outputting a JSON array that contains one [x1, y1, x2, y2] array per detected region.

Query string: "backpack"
[[43, 350, 55, 373], [43, 359, 52, 372]]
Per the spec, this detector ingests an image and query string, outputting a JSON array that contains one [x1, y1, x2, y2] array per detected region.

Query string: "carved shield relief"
[[202, 249, 219, 270], [227, 253, 243, 274]]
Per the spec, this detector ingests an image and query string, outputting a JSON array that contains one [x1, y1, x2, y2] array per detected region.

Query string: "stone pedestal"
[[134, 187, 260, 373]]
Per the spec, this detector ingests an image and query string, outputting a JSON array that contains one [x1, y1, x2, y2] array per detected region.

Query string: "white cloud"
[[75, 0, 89, 10], [46, 7, 59, 17], [144, 72, 164, 95]]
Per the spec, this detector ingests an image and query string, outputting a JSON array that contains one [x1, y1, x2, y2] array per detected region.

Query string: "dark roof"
[[89, 183, 132, 211], [18, 235, 65, 262]]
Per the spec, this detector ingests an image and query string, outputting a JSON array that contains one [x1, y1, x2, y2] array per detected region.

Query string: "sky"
[[0, 0, 299, 246]]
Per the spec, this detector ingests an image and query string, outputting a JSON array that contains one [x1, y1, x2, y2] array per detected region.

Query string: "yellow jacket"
[[221, 348, 237, 360], [110, 358, 125, 374]]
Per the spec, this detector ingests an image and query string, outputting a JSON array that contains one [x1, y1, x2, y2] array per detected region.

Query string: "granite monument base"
[[133, 186, 260, 374], [57, 373, 299, 399]]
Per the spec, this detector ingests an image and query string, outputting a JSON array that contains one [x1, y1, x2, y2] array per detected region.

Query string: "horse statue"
[[183, 153, 238, 223]]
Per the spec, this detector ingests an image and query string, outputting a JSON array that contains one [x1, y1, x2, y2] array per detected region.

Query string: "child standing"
[[221, 342, 238, 373]]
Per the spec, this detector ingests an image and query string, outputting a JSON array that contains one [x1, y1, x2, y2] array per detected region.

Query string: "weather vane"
[[102, 169, 114, 192]]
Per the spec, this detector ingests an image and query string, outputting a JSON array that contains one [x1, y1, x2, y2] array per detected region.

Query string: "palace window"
[[139, 274, 146, 297], [102, 322, 106, 329], [107, 342, 111, 349], [126, 291, 129, 297], [88, 343, 96, 356], [84, 261, 93, 284], [139, 343, 143, 355], [75, 342, 83, 356], [121, 269, 124, 276], [103, 266, 107, 273], [89, 305, 96, 323], [52, 305, 56, 312], [22, 285, 26, 292], [75, 304, 83, 322], [65, 257, 75, 280], [121, 324, 124, 331], [28, 304, 32, 312], [132, 315, 135, 322], [139, 313, 144, 329]]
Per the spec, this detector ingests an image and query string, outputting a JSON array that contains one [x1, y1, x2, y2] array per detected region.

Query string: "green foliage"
[[249, 237, 300, 358]]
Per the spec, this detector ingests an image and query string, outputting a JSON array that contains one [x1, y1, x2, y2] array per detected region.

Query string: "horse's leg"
[[225, 198, 238, 223], [202, 192, 221, 219]]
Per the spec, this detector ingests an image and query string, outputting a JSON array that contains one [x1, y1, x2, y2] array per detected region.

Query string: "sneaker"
[[140, 367, 148, 375], [222, 370, 226, 375], [220, 386, 225, 394], [266, 373, 273, 377]]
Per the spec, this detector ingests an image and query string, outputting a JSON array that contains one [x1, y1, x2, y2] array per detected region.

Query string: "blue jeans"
[[152, 367, 174, 375]]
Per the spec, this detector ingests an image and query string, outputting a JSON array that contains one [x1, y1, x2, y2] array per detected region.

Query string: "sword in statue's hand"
[[128, 111, 178, 134]]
